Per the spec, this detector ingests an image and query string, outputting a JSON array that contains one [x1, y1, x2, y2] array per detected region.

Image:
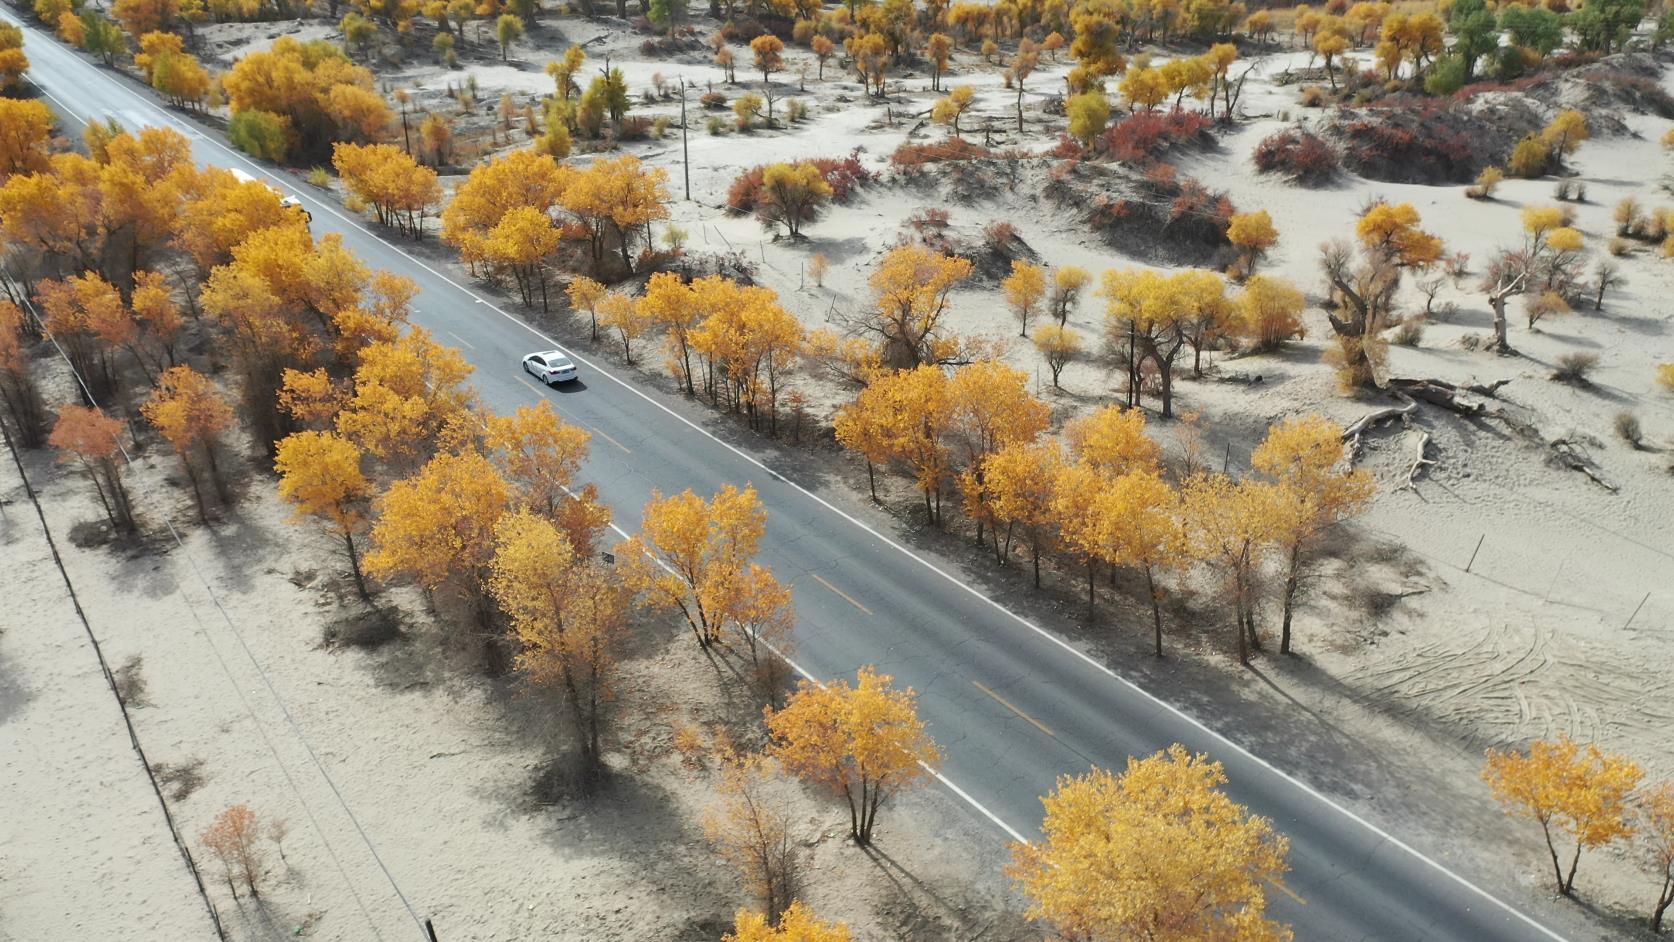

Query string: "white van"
[[227, 167, 311, 222]]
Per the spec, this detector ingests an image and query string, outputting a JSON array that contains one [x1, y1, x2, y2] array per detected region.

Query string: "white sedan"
[[523, 349, 580, 385]]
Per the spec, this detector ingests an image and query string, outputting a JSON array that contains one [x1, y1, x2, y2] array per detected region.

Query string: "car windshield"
[[530, 355, 546, 366], [550, 356, 574, 368]]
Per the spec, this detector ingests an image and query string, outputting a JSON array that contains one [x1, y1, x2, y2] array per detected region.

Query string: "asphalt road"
[[7, 16, 1593, 941]]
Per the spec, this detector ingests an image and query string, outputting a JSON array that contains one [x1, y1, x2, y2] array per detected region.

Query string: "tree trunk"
[[1086, 560, 1097, 615], [1652, 873, 1673, 931], [1280, 543, 1300, 655], [1542, 822, 1567, 896], [865, 461, 876, 500], [1563, 838, 1583, 897], [1489, 294, 1511, 353], [344, 530, 369, 600]]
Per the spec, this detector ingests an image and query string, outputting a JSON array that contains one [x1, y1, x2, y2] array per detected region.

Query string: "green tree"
[[229, 110, 292, 161], [495, 13, 523, 60], [1448, 0, 1499, 79]]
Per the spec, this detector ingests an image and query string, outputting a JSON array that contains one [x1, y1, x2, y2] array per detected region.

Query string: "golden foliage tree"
[[141, 365, 235, 521], [1064, 404, 1162, 477], [981, 439, 1061, 585], [50, 405, 136, 533], [365, 448, 510, 626], [222, 37, 390, 160], [0, 98, 53, 179], [689, 278, 806, 434], [1483, 736, 1644, 897], [766, 666, 939, 846], [440, 148, 570, 267], [866, 244, 973, 368], [0, 23, 27, 92], [335, 326, 475, 468], [1002, 259, 1046, 337], [1181, 472, 1281, 664], [834, 364, 952, 523], [757, 162, 832, 238], [725, 902, 852, 942], [483, 400, 609, 554], [1251, 415, 1374, 654], [1032, 323, 1082, 389], [1104, 469, 1185, 656], [1008, 744, 1293, 942], [1233, 274, 1305, 352], [274, 430, 372, 598], [489, 510, 627, 781], [332, 141, 442, 239], [1101, 268, 1228, 416], [618, 484, 767, 649]]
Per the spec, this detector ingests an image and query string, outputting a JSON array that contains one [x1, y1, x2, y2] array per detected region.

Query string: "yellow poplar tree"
[[617, 484, 766, 649], [1482, 736, 1643, 897], [1251, 415, 1374, 654], [274, 430, 373, 598], [1001, 259, 1046, 337], [365, 448, 510, 627], [489, 510, 627, 782], [765, 666, 940, 846], [725, 902, 852, 942], [1008, 744, 1293, 942]]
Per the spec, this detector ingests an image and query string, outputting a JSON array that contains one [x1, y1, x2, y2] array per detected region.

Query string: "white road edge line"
[[30, 26, 1570, 940]]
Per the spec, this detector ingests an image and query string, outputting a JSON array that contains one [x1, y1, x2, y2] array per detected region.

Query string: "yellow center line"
[[445, 329, 476, 350], [586, 425, 633, 456], [1268, 878, 1307, 907], [809, 573, 872, 616], [972, 680, 1056, 738], [512, 375, 633, 455]]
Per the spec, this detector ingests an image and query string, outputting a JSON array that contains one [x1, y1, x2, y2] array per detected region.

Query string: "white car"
[[523, 349, 579, 385], [227, 167, 311, 222]]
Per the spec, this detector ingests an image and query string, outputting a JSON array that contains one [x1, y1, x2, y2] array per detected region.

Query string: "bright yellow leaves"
[[0, 23, 27, 92], [1009, 744, 1293, 942], [1251, 415, 1373, 652], [1233, 274, 1306, 352], [766, 666, 939, 846], [275, 430, 373, 597], [440, 150, 670, 281], [1001, 260, 1046, 337], [930, 84, 976, 135], [0, 98, 53, 179], [332, 142, 442, 239], [866, 244, 973, 368], [1226, 209, 1278, 276], [1355, 201, 1443, 268], [756, 162, 832, 238], [1100, 267, 1228, 416], [488, 510, 627, 779], [1483, 736, 1643, 897], [725, 903, 852, 942], [364, 447, 510, 617], [617, 483, 768, 649], [335, 326, 476, 466]]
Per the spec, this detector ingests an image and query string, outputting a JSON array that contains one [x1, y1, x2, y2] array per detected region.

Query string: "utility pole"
[[680, 77, 691, 201]]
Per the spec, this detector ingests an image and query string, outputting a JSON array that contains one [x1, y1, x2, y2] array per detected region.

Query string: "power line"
[[19, 298, 427, 941]]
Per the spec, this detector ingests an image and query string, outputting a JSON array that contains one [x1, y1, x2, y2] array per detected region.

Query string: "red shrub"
[[891, 137, 995, 166], [1103, 109, 1213, 165], [1252, 127, 1340, 185]]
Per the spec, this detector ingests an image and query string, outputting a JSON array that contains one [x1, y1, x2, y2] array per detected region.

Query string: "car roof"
[[531, 349, 572, 362]]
